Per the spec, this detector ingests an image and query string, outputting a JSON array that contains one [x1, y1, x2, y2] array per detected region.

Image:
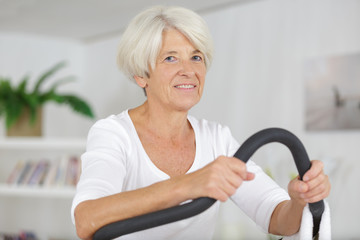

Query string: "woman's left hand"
[[269, 160, 331, 235], [288, 160, 331, 206]]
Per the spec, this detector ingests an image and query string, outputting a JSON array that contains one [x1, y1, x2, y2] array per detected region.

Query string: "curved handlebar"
[[93, 128, 324, 240]]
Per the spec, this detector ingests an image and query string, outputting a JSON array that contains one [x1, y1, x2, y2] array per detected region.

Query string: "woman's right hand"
[[181, 156, 255, 202]]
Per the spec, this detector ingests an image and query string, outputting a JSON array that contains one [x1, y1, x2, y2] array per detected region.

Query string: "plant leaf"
[[60, 95, 95, 119], [49, 75, 76, 90], [0, 77, 12, 95], [39, 75, 76, 104], [5, 92, 24, 129], [44, 93, 94, 119], [32, 61, 66, 94], [0, 78, 14, 119], [17, 74, 30, 94]]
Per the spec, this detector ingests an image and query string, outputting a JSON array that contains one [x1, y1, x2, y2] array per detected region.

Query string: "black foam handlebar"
[[93, 128, 324, 240]]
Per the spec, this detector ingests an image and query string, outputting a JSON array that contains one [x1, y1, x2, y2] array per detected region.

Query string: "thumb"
[[245, 172, 255, 181], [289, 176, 308, 194]]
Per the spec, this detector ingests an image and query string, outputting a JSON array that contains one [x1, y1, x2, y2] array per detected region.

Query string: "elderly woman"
[[71, 6, 330, 240]]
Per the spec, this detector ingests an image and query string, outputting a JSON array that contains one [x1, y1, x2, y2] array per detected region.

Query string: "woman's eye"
[[165, 56, 176, 62], [192, 55, 203, 62]]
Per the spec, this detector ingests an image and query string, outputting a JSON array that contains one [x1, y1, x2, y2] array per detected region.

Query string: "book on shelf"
[[0, 231, 37, 240], [6, 155, 81, 188], [6, 160, 24, 185]]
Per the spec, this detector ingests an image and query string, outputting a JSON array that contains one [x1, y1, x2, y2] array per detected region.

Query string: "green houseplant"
[[0, 61, 95, 136]]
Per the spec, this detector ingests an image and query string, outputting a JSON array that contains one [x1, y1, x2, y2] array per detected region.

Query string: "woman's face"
[[137, 28, 206, 112]]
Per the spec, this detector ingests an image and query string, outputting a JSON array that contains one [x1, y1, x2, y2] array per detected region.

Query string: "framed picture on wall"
[[304, 52, 360, 131]]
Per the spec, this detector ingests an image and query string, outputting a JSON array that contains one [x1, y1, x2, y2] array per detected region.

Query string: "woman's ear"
[[134, 75, 148, 88]]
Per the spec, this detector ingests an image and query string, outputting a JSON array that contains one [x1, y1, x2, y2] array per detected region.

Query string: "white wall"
[[81, 37, 146, 120], [1, 0, 359, 239]]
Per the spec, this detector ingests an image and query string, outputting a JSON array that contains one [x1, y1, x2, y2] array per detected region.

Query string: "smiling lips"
[[174, 84, 196, 89]]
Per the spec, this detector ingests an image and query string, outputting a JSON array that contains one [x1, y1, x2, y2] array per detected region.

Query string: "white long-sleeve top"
[[71, 110, 290, 239]]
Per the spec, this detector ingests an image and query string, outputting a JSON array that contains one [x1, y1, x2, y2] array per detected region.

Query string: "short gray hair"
[[117, 6, 213, 82]]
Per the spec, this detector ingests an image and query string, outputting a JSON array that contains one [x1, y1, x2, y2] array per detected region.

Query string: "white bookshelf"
[[0, 137, 86, 149], [0, 137, 84, 240], [0, 184, 76, 198], [0, 138, 85, 181]]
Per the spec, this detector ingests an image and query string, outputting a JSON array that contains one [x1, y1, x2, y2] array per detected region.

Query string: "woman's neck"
[[128, 101, 192, 141]]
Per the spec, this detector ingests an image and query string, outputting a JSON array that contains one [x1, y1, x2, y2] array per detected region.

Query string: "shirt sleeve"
[[230, 161, 290, 233], [70, 116, 130, 225], [218, 126, 290, 233]]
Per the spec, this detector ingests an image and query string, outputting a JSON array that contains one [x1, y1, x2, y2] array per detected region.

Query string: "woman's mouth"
[[174, 84, 196, 89]]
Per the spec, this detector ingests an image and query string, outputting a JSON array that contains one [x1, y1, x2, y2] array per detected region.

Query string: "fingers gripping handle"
[[93, 128, 324, 240], [233, 128, 324, 237]]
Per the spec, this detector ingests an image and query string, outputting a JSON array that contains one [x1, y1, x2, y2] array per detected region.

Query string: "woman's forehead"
[[160, 29, 199, 53]]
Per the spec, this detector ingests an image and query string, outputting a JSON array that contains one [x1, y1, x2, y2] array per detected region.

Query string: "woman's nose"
[[178, 60, 195, 76]]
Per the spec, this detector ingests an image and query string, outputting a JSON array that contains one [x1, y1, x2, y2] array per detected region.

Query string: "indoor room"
[[0, 0, 359, 239]]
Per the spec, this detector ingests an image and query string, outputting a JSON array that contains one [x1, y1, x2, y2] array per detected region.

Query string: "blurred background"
[[0, 0, 359, 239]]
